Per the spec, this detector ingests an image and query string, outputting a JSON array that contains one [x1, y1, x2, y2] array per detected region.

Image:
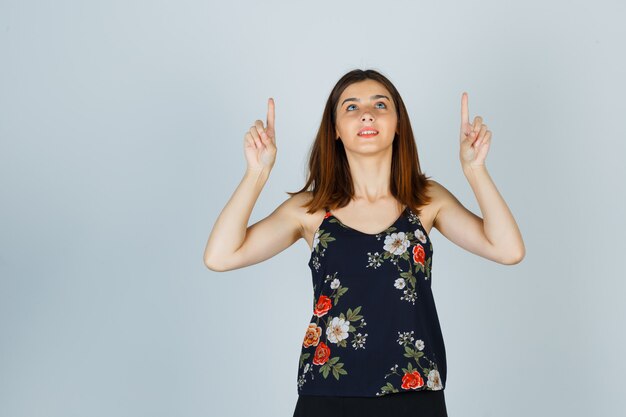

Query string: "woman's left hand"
[[459, 92, 491, 169]]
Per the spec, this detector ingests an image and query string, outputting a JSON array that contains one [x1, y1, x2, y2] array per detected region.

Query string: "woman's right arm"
[[203, 98, 303, 272]]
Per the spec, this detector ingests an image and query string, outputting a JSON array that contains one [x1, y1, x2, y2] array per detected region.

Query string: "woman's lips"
[[357, 128, 379, 138]]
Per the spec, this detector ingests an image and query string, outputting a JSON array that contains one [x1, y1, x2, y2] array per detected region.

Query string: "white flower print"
[[397, 331, 415, 346], [312, 230, 320, 250], [366, 251, 383, 269], [401, 287, 417, 305], [351, 332, 368, 349], [415, 339, 425, 351], [394, 278, 406, 290], [304, 363, 310, 373], [383, 232, 411, 256], [326, 316, 350, 343], [427, 369, 443, 390], [311, 257, 321, 272], [414, 228, 427, 244], [310, 247, 325, 272], [330, 278, 340, 289]]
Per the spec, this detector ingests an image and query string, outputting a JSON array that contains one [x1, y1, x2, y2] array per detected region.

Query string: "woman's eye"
[[346, 102, 386, 111]]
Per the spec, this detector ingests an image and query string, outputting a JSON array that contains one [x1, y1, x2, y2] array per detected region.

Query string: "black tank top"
[[297, 205, 447, 397]]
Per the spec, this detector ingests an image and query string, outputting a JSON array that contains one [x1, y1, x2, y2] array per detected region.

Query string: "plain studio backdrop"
[[1, 1, 625, 416]]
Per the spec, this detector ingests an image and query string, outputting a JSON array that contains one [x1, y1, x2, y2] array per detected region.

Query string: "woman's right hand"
[[244, 98, 277, 173]]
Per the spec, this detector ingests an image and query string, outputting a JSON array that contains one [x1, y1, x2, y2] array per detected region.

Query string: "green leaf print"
[[408, 275, 416, 288], [404, 345, 424, 361], [328, 357, 340, 365], [346, 306, 363, 322], [318, 356, 347, 380], [407, 362, 414, 372], [381, 382, 399, 395], [316, 230, 336, 251], [299, 352, 310, 368]]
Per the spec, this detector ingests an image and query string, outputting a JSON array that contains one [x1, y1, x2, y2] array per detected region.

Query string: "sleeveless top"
[[296, 205, 447, 397]]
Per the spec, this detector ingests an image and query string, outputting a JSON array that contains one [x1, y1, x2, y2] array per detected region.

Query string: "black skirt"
[[293, 389, 448, 417]]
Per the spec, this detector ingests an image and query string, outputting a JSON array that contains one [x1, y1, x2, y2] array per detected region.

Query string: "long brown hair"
[[287, 69, 432, 217]]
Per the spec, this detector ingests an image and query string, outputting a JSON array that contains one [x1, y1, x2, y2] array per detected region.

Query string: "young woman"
[[204, 69, 525, 417]]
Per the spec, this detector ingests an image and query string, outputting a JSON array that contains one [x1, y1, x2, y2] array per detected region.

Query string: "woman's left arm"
[[432, 92, 525, 265], [462, 164, 525, 264]]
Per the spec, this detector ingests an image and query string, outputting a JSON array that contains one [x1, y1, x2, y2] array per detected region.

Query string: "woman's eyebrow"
[[340, 94, 390, 107]]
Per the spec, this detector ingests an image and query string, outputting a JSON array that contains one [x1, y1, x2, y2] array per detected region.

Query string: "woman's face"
[[334, 79, 398, 153]]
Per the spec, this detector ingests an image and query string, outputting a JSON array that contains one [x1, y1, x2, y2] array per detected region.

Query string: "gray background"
[[2, 0, 625, 416]]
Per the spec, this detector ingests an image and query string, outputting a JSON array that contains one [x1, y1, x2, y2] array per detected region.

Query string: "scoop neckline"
[[327, 205, 409, 236]]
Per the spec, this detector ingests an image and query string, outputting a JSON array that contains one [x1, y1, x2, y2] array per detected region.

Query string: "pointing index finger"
[[267, 97, 275, 134], [461, 92, 469, 125]]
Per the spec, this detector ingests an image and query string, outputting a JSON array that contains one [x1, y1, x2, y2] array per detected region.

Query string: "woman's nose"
[[361, 112, 374, 122]]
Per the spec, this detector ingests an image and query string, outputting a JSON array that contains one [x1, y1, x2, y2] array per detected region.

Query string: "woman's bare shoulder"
[[424, 179, 465, 230], [418, 179, 448, 233], [287, 190, 323, 225], [425, 179, 450, 204]]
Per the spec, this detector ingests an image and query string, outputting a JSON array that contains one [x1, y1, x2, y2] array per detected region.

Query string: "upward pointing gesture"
[[244, 97, 277, 173], [459, 92, 492, 169]]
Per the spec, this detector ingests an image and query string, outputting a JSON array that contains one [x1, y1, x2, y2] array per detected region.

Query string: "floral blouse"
[[297, 206, 447, 397]]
